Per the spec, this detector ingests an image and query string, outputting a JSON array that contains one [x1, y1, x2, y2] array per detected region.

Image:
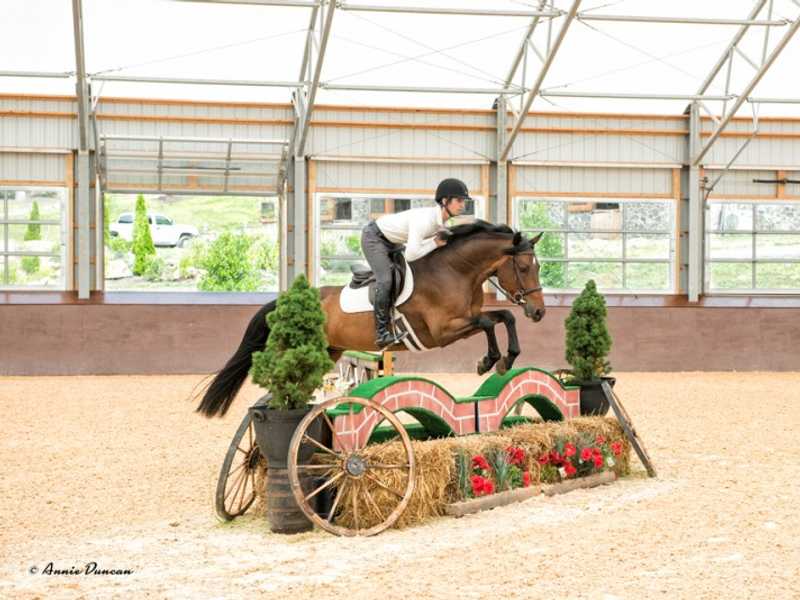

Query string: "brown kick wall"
[[1, 294, 798, 375]]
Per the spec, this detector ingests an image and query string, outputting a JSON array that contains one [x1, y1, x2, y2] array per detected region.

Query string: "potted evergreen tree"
[[249, 274, 334, 533], [564, 279, 615, 416]]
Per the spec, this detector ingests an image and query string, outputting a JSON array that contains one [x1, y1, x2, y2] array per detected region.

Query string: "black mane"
[[447, 220, 514, 243]]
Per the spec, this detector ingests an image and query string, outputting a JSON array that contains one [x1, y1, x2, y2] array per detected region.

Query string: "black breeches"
[[361, 221, 398, 289]]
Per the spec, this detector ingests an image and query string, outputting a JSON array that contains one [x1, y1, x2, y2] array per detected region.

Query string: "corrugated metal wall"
[[314, 160, 483, 192], [705, 169, 777, 197], [515, 165, 674, 195], [0, 152, 67, 183]]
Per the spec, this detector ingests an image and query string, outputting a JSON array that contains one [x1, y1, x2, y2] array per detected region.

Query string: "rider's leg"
[[361, 222, 407, 348]]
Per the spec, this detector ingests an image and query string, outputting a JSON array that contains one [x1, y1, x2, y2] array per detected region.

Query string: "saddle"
[[348, 247, 407, 306]]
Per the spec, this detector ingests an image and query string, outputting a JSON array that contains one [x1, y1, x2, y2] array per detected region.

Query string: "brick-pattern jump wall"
[[332, 370, 579, 450]]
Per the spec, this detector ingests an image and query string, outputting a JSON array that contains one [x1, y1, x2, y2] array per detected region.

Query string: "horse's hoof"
[[476, 359, 488, 376], [495, 357, 508, 375]]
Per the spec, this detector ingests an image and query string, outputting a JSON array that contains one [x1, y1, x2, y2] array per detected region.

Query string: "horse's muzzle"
[[524, 304, 546, 322]]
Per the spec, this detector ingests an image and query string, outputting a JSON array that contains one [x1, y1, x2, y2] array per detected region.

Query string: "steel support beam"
[[298, 2, 321, 83], [321, 83, 523, 94], [694, 14, 800, 166], [174, 0, 318, 7], [500, 0, 582, 162], [72, 0, 94, 298], [91, 74, 303, 87], [494, 96, 509, 300], [285, 155, 307, 283], [338, 3, 561, 18], [296, 0, 336, 155], [687, 103, 703, 302], [504, 0, 548, 88], [748, 96, 800, 104], [697, 0, 769, 95], [101, 134, 287, 145], [540, 91, 734, 101], [0, 70, 71, 79], [578, 14, 787, 26]]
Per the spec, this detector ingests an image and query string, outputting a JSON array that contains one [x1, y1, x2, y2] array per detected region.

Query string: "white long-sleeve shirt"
[[375, 206, 443, 262]]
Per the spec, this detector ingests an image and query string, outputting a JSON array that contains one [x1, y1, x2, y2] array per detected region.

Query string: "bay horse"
[[197, 221, 546, 417]]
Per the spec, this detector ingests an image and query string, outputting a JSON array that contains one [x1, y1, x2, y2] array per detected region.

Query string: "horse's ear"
[[531, 232, 543, 245], [512, 231, 522, 246]]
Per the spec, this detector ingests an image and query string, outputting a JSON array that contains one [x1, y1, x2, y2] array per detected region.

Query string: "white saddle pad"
[[339, 263, 415, 314]]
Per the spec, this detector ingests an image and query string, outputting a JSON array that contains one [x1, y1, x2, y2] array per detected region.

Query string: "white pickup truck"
[[109, 213, 199, 248]]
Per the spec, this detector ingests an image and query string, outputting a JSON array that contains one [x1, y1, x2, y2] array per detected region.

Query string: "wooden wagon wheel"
[[215, 411, 262, 521], [287, 397, 416, 537], [601, 380, 657, 478]]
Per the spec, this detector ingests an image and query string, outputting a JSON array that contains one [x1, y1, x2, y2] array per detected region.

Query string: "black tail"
[[196, 300, 276, 418]]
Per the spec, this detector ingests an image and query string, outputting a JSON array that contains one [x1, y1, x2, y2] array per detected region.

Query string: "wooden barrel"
[[267, 468, 313, 534]]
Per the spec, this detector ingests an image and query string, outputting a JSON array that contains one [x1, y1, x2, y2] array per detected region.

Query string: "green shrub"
[[132, 195, 156, 276], [250, 275, 334, 409], [107, 236, 131, 257], [519, 202, 565, 288], [251, 237, 278, 273], [103, 193, 110, 240], [21, 202, 42, 274], [320, 239, 337, 271], [21, 256, 40, 274], [198, 231, 260, 292], [345, 234, 361, 255], [564, 279, 612, 382], [178, 254, 194, 279], [142, 255, 165, 281]]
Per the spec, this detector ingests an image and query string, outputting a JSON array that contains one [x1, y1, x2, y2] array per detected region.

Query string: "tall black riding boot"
[[373, 283, 407, 349]]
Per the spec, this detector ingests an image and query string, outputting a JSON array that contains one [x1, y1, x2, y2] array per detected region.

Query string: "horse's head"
[[496, 231, 546, 322]]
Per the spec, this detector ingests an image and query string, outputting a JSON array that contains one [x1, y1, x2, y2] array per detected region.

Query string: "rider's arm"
[[404, 218, 438, 262]]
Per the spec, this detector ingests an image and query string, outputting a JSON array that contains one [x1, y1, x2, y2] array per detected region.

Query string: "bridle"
[[488, 250, 543, 307]]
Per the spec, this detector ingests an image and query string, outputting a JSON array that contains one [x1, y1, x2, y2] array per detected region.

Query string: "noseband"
[[489, 250, 542, 307]]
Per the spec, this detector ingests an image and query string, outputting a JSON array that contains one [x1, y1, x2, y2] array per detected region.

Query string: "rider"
[[361, 178, 471, 348]]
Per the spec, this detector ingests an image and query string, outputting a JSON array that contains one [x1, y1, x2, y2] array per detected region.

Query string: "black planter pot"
[[578, 377, 616, 416], [249, 400, 322, 534]]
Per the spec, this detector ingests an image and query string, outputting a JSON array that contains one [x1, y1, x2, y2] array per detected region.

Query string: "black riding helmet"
[[435, 178, 472, 205]]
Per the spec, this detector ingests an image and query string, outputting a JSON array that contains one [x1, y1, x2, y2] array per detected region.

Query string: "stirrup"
[[376, 330, 408, 350]]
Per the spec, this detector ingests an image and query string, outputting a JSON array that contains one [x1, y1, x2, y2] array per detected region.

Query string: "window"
[[316, 193, 485, 286], [334, 199, 352, 222], [1, 188, 66, 289], [104, 194, 278, 292], [706, 201, 800, 292], [514, 197, 675, 292]]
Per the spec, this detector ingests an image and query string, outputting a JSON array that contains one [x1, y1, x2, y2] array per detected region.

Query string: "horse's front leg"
[[433, 314, 506, 375], [476, 316, 502, 376], [480, 310, 520, 374]]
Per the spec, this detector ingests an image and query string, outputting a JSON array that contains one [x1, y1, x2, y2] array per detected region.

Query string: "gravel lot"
[[1, 372, 799, 599]]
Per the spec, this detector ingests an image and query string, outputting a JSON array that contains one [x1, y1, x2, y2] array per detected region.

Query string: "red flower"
[[592, 447, 602, 457], [580, 448, 593, 462], [593, 455, 604, 469], [537, 454, 549, 466], [563, 443, 576, 457], [472, 455, 490, 471], [506, 447, 525, 466], [483, 480, 495, 495], [550, 451, 563, 466], [596, 435, 606, 445], [564, 463, 576, 477], [523, 471, 531, 487], [611, 441, 623, 456]]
